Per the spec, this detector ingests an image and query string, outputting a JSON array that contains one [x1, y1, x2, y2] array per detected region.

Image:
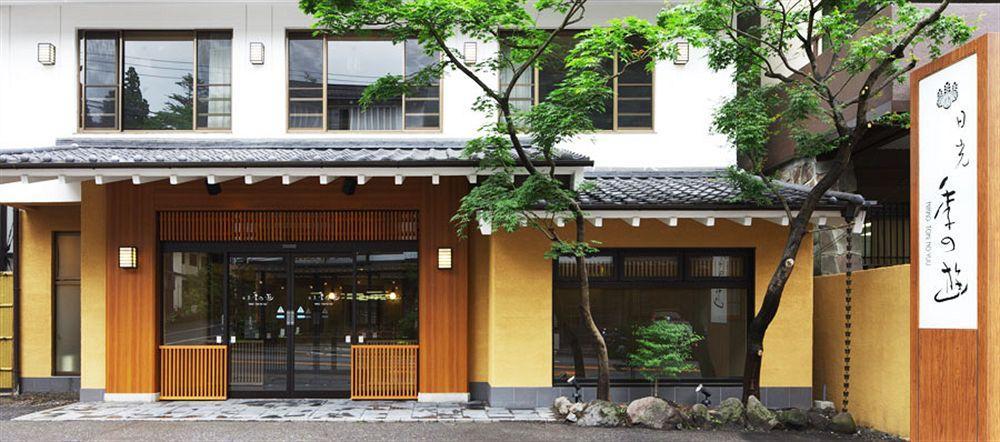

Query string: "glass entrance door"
[[228, 255, 288, 393], [291, 255, 354, 394], [225, 249, 417, 397], [227, 254, 355, 397]]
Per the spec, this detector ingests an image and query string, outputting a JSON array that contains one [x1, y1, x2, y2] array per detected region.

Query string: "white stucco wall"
[[0, 1, 735, 169]]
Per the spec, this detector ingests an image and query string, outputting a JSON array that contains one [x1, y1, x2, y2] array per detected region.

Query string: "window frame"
[[51, 231, 81, 377], [497, 30, 656, 132], [285, 31, 443, 133], [77, 29, 234, 133], [551, 247, 754, 387]]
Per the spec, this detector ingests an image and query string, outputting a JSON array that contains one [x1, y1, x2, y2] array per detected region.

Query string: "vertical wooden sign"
[[910, 33, 998, 441]]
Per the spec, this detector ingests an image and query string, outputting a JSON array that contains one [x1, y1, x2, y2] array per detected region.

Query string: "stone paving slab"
[[14, 399, 556, 423]]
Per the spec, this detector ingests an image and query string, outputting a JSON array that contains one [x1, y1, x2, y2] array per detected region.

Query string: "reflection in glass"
[[553, 286, 747, 381], [403, 40, 440, 129], [81, 32, 119, 128], [355, 251, 419, 343], [617, 36, 653, 129], [327, 39, 403, 130], [292, 255, 354, 392], [196, 31, 232, 129], [54, 233, 81, 374], [122, 32, 194, 130], [288, 35, 324, 129], [161, 252, 224, 345], [537, 32, 613, 130], [229, 256, 288, 392]]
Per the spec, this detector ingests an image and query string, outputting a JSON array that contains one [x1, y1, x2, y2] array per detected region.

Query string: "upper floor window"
[[79, 30, 233, 131], [500, 31, 654, 131], [287, 32, 440, 131]]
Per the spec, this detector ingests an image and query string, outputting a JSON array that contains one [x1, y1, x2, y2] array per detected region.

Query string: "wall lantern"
[[463, 42, 477, 65], [674, 40, 690, 65], [249, 42, 265, 65], [118, 246, 138, 269], [437, 247, 453, 270], [37, 43, 56, 65]]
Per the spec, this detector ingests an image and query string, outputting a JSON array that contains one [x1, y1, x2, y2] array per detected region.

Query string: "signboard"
[[916, 54, 978, 330]]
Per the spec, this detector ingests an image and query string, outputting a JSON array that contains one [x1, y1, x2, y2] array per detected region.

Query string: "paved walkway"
[[0, 421, 860, 442], [14, 399, 556, 422]]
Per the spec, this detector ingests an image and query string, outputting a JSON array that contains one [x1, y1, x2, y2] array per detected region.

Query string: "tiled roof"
[[579, 170, 863, 210], [0, 138, 591, 168]]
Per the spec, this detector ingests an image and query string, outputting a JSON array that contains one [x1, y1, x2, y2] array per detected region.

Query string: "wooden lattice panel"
[[160, 345, 228, 400], [159, 210, 419, 242], [350, 345, 419, 400]]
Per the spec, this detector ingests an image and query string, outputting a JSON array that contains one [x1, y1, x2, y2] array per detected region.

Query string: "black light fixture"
[[205, 180, 222, 196], [437, 247, 453, 270], [342, 177, 358, 195], [696, 383, 712, 406]]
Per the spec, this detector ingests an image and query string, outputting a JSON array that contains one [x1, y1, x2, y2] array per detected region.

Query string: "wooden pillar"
[[417, 177, 469, 398], [104, 183, 159, 399], [910, 33, 998, 441]]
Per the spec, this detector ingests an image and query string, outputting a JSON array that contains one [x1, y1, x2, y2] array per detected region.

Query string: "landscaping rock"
[[776, 408, 809, 430], [813, 400, 836, 415], [718, 397, 745, 425], [807, 410, 832, 431], [626, 396, 681, 429], [830, 411, 858, 434], [564, 402, 586, 422], [576, 400, 626, 427], [553, 396, 573, 417], [745, 395, 779, 431], [687, 403, 711, 428]]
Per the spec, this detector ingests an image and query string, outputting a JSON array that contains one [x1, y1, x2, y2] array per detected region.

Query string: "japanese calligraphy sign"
[[917, 55, 978, 330]]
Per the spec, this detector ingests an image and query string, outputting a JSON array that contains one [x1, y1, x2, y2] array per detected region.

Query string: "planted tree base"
[[552, 395, 889, 438]]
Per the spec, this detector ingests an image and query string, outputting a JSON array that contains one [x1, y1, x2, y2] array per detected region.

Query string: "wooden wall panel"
[[418, 177, 469, 393], [105, 183, 158, 394]]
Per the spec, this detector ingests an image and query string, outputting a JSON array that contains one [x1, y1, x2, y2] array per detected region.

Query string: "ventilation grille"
[[159, 210, 419, 242]]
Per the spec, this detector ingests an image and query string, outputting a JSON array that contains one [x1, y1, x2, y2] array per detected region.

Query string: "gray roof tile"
[[0, 138, 591, 168], [579, 170, 862, 210]]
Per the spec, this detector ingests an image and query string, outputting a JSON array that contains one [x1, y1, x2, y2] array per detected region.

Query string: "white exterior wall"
[[0, 1, 735, 168]]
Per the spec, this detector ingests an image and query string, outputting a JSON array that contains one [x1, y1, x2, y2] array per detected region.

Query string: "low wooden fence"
[[160, 345, 228, 400], [350, 345, 418, 400], [0, 273, 12, 391]]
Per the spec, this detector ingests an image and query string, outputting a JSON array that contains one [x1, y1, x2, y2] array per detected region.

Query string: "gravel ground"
[[0, 421, 871, 441], [0, 393, 78, 421]]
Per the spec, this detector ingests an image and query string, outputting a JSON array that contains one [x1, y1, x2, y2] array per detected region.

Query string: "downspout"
[[12, 208, 20, 394]]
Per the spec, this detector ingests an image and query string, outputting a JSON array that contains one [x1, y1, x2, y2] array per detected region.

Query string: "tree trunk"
[[741, 214, 812, 401], [574, 215, 610, 401]]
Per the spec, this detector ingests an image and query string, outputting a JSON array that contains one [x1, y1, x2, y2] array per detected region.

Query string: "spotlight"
[[695, 384, 712, 406], [206, 181, 223, 196], [342, 176, 357, 195]]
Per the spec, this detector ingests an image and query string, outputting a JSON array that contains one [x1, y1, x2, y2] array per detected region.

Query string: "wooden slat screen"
[[0, 273, 13, 391], [160, 345, 228, 400], [159, 210, 419, 242], [350, 345, 419, 400]]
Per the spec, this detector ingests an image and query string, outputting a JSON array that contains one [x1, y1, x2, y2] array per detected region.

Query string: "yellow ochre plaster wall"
[[814, 265, 910, 437], [468, 231, 491, 383], [18, 205, 80, 378], [470, 219, 814, 389], [80, 184, 106, 390]]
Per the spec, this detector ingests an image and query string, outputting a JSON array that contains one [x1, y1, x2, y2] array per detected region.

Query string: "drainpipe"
[[12, 209, 20, 394]]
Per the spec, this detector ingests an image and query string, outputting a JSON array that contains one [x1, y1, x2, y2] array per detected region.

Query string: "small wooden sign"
[[910, 33, 998, 441]]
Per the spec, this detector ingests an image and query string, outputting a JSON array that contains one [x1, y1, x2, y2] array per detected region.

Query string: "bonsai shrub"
[[628, 318, 703, 397]]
